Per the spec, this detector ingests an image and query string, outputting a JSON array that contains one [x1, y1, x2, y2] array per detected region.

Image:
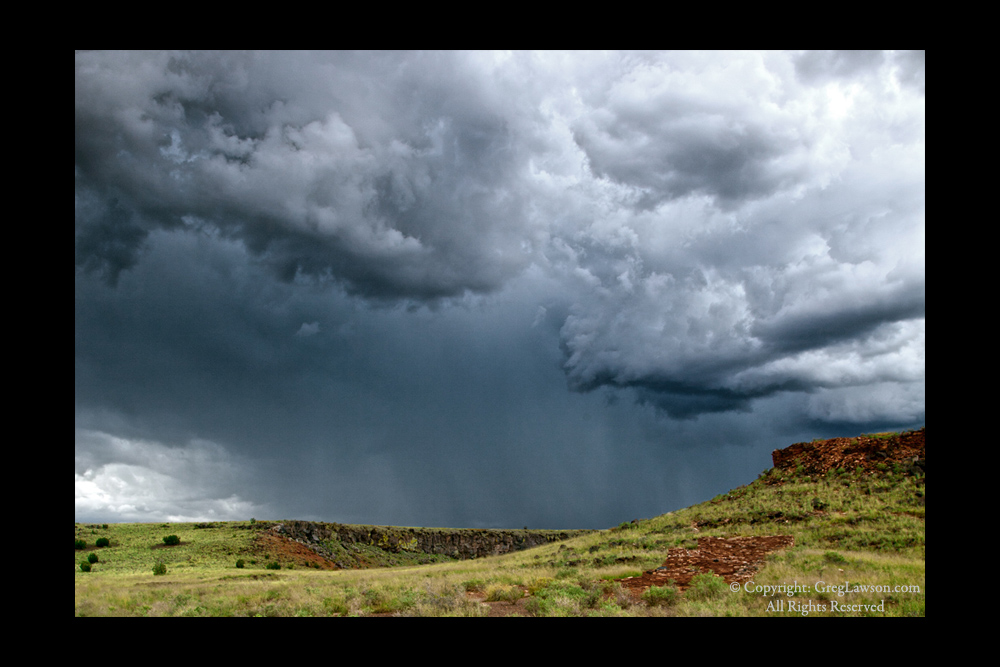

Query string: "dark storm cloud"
[[548, 52, 923, 421], [74, 51, 925, 421], [75, 51, 541, 300], [76, 52, 924, 526], [74, 195, 148, 286]]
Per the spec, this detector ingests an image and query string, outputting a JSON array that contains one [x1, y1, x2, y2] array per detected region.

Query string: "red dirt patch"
[[249, 531, 340, 570], [618, 535, 794, 593]]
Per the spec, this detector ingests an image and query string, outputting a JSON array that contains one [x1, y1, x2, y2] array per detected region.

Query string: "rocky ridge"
[[771, 427, 925, 477], [621, 427, 925, 593], [266, 520, 592, 569]]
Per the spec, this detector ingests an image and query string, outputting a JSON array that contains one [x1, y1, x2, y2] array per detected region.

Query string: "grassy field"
[[74, 521, 262, 574], [75, 434, 925, 617]]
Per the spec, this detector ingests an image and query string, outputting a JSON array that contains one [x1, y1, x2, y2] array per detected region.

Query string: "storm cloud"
[[76, 51, 924, 528]]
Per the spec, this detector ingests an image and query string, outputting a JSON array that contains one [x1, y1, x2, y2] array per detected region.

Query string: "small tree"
[[162, 535, 180, 546], [87, 552, 99, 564], [152, 562, 167, 575]]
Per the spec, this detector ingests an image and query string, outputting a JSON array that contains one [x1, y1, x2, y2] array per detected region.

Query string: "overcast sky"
[[75, 51, 924, 529]]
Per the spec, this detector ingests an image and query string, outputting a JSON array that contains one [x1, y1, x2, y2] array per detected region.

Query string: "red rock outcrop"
[[771, 428, 925, 476]]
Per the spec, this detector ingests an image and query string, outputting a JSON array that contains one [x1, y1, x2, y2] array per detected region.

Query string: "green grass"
[[72, 521, 264, 575], [642, 583, 679, 607], [75, 435, 925, 616]]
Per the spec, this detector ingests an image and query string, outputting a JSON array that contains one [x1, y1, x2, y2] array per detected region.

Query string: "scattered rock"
[[619, 535, 794, 593]]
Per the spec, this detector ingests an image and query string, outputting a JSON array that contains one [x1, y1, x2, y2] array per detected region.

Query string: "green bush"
[[642, 583, 679, 606], [235, 559, 245, 569], [687, 573, 727, 601], [79, 561, 91, 572], [87, 552, 99, 564], [75, 539, 86, 550], [462, 579, 485, 592], [162, 535, 180, 546], [95, 537, 110, 547], [152, 562, 167, 575], [523, 596, 550, 616], [266, 561, 281, 570], [484, 583, 523, 603]]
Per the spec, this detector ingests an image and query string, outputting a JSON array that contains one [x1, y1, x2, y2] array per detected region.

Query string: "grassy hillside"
[[72, 521, 591, 573], [75, 429, 924, 617]]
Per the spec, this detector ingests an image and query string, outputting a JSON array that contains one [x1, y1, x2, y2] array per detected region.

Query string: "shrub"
[[95, 537, 110, 547], [605, 581, 633, 610], [642, 584, 679, 606], [162, 535, 180, 546], [524, 596, 551, 616], [527, 577, 554, 594], [87, 552, 99, 564], [462, 579, 485, 592], [266, 561, 281, 570], [152, 562, 167, 575], [484, 583, 523, 603], [687, 573, 727, 601], [79, 561, 91, 572], [235, 559, 245, 569], [75, 539, 86, 550]]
